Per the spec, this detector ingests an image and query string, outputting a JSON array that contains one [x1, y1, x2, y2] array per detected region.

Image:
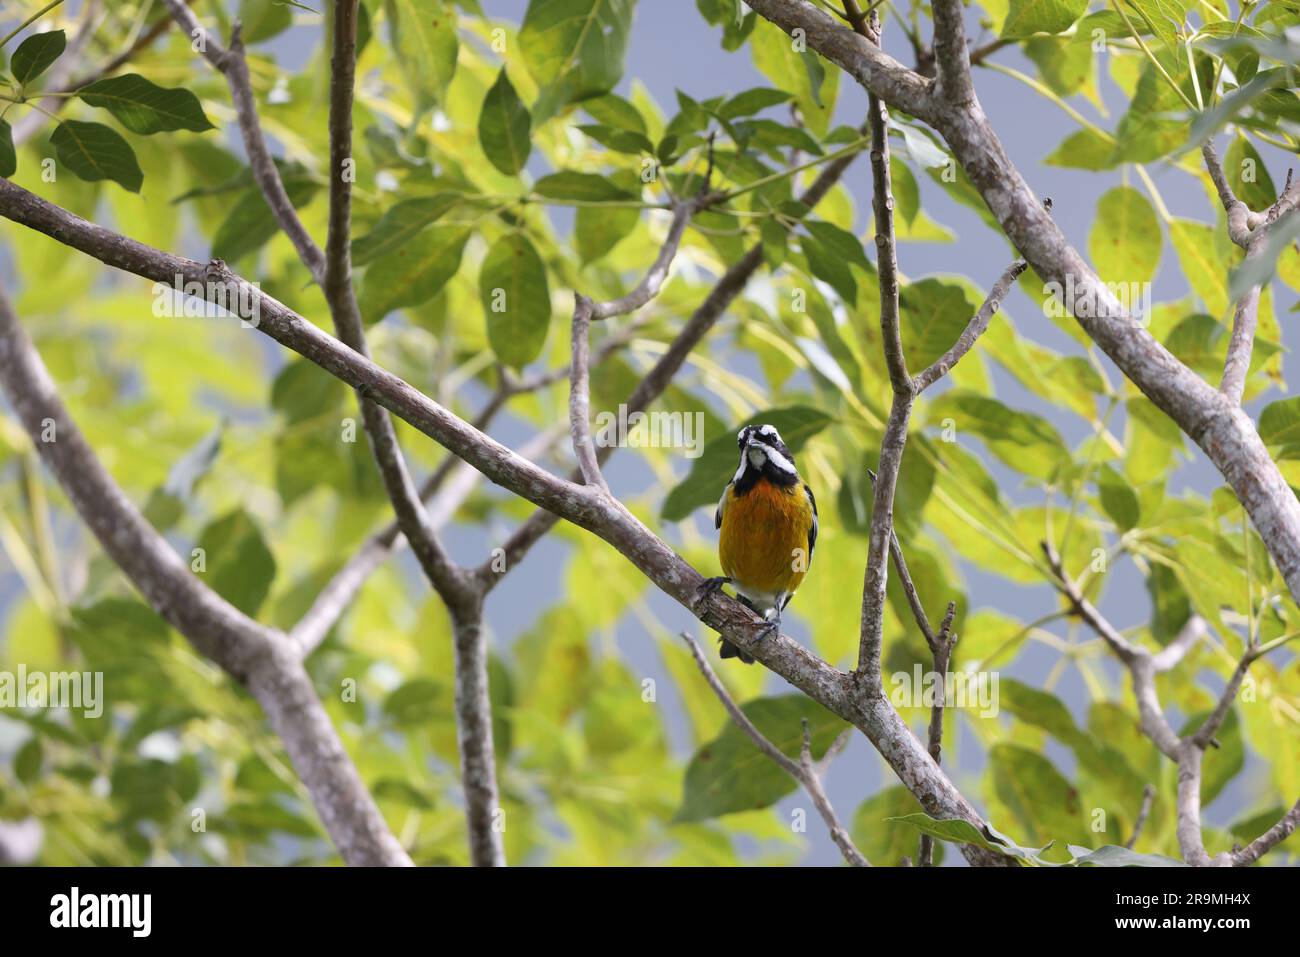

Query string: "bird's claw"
[[697, 576, 731, 601]]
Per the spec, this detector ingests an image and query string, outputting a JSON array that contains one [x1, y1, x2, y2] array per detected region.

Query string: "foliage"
[[0, 0, 1296, 867]]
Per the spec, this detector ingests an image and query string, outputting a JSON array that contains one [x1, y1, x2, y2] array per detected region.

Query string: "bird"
[[699, 423, 817, 663]]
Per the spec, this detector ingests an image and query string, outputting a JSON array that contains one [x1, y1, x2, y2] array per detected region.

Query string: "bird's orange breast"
[[718, 477, 814, 601]]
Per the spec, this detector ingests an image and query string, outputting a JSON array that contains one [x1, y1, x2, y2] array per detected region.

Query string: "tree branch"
[[1044, 536, 1300, 865], [913, 254, 1030, 392], [918, 601, 957, 867], [1125, 784, 1156, 850], [854, 10, 911, 686], [1231, 798, 1299, 865], [569, 294, 611, 494], [473, 143, 865, 590], [682, 633, 870, 867], [0, 177, 1018, 864], [0, 284, 410, 867], [744, 0, 1300, 614], [161, 0, 327, 281], [929, 0, 976, 106]]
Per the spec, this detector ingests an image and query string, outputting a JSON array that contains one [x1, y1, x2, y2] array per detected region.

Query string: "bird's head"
[[735, 423, 798, 483]]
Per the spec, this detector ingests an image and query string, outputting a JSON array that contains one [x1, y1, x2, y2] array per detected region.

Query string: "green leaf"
[[1045, 128, 1116, 170], [239, 0, 293, 43], [805, 220, 869, 270], [582, 92, 647, 133], [577, 123, 654, 154], [661, 406, 831, 521], [751, 17, 838, 136], [1097, 464, 1140, 531], [1001, 0, 1089, 39], [520, 0, 637, 121], [851, 786, 945, 866], [575, 201, 639, 262], [50, 120, 143, 192], [572, 169, 640, 262], [352, 193, 462, 266], [899, 278, 978, 373], [925, 391, 1069, 481], [885, 813, 1049, 863], [1066, 844, 1187, 866], [1224, 134, 1277, 213], [77, 73, 215, 135], [1025, 35, 1094, 97], [212, 177, 319, 262], [1147, 561, 1192, 644], [383, 678, 452, 727], [478, 69, 532, 175], [674, 695, 848, 822], [15, 735, 43, 783], [1259, 396, 1300, 446], [1089, 187, 1160, 285], [802, 234, 856, 305], [195, 510, 277, 617], [1170, 218, 1229, 316], [718, 86, 792, 120], [480, 232, 552, 368], [223, 800, 320, 838], [111, 756, 200, 822], [990, 743, 1084, 849], [360, 225, 470, 321], [533, 170, 635, 202], [0, 118, 15, 178], [10, 29, 65, 86], [271, 357, 347, 425], [393, 0, 459, 109]]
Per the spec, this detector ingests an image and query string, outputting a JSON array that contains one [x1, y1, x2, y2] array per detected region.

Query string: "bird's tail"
[[719, 638, 755, 665], [720, 594, 758, 664]]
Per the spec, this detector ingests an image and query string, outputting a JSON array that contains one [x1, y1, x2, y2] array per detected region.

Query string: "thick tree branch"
[[682, 633, 870, 866], [929, 0, 976, 106], [290, 425, 560, 657], [0, 178, 1017, 865], [569, 295, 611, 494], [321, 0, 499, 866], [0, 284, 410, 867], [744, 1, 936, 122], [745, 0, 1300, 614]]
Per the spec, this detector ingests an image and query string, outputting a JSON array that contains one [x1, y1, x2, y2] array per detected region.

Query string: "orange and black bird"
[[700, 424, 817, 663]]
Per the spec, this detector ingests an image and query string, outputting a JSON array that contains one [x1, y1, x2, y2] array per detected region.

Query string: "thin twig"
[[682, 633, 870, 866], [1125, 784, 1156, 849]]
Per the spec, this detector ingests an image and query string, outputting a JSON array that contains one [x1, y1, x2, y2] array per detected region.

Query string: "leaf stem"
[[0, 0, 67, 52]]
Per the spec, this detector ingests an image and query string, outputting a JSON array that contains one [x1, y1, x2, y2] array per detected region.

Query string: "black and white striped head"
[[734, 424, 799, 487]]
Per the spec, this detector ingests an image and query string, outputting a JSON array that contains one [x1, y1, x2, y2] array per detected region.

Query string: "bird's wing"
[[715, 483, 731, 530], [805, 483, 818, 560]]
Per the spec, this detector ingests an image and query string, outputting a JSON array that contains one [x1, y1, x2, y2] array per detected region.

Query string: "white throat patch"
[[738, 442, 796, 479]]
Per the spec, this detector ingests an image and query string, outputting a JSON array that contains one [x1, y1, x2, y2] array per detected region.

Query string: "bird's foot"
[[697, 576, 731, 602]]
